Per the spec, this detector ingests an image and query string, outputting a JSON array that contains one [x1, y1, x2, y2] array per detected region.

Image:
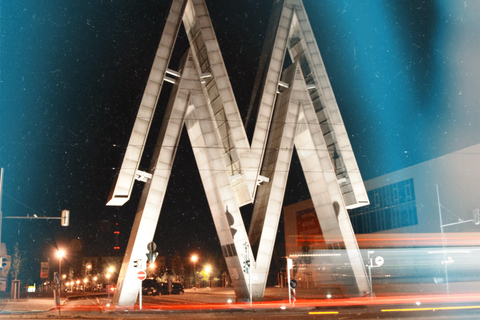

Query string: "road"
[[1, 289, 479, 319]]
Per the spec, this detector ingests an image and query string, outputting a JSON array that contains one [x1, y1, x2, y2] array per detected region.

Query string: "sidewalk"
[[0, 297, 64, 313]]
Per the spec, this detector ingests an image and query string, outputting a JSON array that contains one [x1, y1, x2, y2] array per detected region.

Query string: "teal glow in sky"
[[304, 0, 480, 179]]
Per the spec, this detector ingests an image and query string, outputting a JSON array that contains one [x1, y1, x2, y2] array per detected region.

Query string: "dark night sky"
[[1, 0, 479, 282]]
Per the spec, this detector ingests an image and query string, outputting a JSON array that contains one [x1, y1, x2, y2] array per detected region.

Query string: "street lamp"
[[191, 255, 198, 288]]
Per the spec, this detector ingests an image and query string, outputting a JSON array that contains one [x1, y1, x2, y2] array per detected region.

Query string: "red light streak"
[[289, 232, 480, 248], [56, 292, 480, 313]]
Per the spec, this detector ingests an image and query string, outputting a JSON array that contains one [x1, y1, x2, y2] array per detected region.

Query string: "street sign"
[[137, 270, 146, 281], [147, 251, 158, 263], [54, 272, 60, 288], [40, 262, 49, 279], [375, 256, 384, 267], [147, 241, 157, 253], [290, 279, 297, 289]]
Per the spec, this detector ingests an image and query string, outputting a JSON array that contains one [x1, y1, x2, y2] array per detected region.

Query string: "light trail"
[[57, 291, 480, 313]]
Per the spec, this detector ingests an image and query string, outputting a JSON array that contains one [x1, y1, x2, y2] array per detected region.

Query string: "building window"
[[393, 187, 399, 203], [374, 192, 380, 208], [405, 180, 412, 199]]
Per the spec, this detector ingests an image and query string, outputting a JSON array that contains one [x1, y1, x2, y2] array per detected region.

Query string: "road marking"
[[309, 311, 339, 315], [382, 305, 480, 312]]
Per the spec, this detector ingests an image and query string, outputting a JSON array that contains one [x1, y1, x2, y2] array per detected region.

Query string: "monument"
[[107, 0, 370, 305]]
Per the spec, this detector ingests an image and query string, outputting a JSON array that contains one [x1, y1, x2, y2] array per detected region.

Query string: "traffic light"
[[242, 260, 250, 273], [0, 257, 7, 269], [61, 210, 70, 227], [133, 259, 145, 270]]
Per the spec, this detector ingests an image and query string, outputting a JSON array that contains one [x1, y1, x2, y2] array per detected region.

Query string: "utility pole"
[[0, 168, 4, 245], [436, 184, 450, 295]]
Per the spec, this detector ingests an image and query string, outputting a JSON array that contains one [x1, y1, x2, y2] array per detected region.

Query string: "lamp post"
[[86, 264, 92, 275], [57, 249, 65, 274], [436, 184, 480, 295], [191, 255, 198, 288], [205, 266, 211, 287], [56, 249, 65, 308]]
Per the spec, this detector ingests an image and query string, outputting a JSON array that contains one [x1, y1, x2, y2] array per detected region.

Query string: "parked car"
[[142, 279, 161, 296], [157, 281, 184, 295], [163, 282, 184, 295], [142, 279, 185, 295]]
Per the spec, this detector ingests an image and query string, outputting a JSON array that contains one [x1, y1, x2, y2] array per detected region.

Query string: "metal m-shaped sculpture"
[[107, 0, 370, 305]]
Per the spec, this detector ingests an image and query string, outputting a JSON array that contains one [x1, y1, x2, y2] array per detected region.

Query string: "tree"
[[10, 243, 23, 281], [171, 253, 185, 279]]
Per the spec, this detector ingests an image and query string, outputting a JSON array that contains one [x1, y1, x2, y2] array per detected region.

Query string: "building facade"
[[284, 144, 480, 295]]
